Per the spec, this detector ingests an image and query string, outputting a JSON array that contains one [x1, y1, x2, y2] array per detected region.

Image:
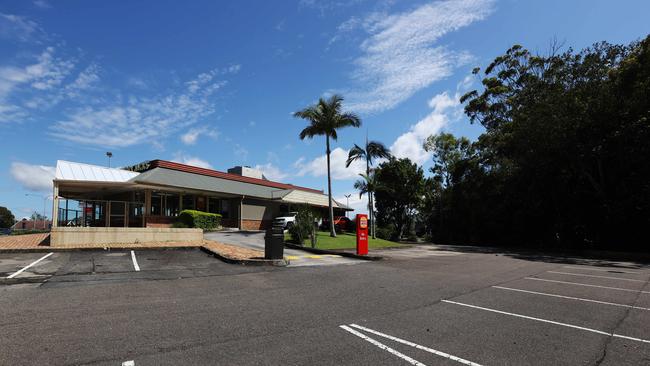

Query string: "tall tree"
[[374, 158, 425, 240], [0, 206, 15, 228], [346, 139, 391, 238], [294, 94, 362, 237]]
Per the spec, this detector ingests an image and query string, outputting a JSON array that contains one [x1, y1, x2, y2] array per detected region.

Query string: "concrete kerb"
[[283, 242, 383, 261], [200, 246, 288, 267]]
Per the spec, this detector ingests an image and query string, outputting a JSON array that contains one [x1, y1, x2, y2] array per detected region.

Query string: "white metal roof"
[[55, 160, 139, 182]]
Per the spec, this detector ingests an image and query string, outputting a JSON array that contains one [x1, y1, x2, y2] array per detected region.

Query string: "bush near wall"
[[178, 210, 221, 231]]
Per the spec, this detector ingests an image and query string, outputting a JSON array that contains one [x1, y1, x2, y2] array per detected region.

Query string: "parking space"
[[341, 261, 650, 365], [0, 248, 276, 284]]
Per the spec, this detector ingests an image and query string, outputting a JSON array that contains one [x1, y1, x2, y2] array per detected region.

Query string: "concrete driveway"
[[205, 231, 365, 267]]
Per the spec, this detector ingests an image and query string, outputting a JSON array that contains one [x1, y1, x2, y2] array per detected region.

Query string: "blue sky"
[[1, 0, 648, 218]]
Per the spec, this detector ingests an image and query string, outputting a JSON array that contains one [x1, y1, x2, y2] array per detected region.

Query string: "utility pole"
[[106, 152, 113, 168], [25, 193, 51, 230], [344, 194, 351, 218]]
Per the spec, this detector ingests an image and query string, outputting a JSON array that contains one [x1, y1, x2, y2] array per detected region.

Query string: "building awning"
[[55, 160, 139, 182]]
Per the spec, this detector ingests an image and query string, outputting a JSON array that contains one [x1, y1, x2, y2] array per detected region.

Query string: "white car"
[[273, 212, 297, 229]]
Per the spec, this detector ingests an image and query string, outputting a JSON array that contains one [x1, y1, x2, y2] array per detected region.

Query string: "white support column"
[[52, 182, 59, 228]]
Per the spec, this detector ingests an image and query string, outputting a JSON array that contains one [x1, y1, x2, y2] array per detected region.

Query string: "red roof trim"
[[149, 160, 324, 194]]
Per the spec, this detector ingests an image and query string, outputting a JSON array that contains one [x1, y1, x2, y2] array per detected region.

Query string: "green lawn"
[[285, 231, 402, 250]]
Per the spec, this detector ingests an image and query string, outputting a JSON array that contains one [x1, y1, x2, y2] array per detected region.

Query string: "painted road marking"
[[339, 325, 427, 366], [130, 251, 140, 272], [285, 254, 342, 260], [307, 255, 323, 259], [286, 255, 299, 260], [7, 252, 54, 279], [562, 266, 646, 275], [349, 324, 483, 366], [525, 277, 650, 294], [442, 300, 650, 344], [493, 286, 650, 311], [547, 271, 647, 283], [122, 361, 135, 366]]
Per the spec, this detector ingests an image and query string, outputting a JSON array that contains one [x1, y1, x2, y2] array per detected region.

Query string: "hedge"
[[178, 210, 222, 230]]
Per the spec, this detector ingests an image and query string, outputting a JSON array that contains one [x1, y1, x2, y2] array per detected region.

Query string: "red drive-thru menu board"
[[356, 214, 368, 255]]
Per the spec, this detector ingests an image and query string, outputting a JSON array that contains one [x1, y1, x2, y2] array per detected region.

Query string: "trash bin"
[[265, 222, 285, 259]]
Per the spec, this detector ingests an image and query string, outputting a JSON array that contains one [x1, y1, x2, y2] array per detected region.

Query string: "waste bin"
[[265, 222, 285, 259]]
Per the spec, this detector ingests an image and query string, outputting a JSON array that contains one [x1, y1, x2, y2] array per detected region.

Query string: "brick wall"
[[145, 216, 174, 228]]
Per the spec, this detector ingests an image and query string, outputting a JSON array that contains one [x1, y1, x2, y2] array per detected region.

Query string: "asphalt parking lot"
[[1, 245, 649, 365]]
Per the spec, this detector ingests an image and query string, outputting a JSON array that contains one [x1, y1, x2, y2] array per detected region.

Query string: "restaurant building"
[[52, 159, 350, 231]]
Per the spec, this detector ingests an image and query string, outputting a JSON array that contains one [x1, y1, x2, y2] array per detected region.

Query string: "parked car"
[[320, 216, 353, 232], [273, 212, 297, 229]]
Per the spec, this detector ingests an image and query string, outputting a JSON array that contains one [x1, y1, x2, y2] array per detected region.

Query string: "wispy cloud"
[[0, 46, 76, 122], [341, 0, 494, 114], [10, 162, 55, 191], [171, 153, 213, 169], [49, 68, 233, 147], [253, 163, 289, 181], [0, 12, 46, 42], [33, 0, 52, 9], [180, 126, 219, 145], [389, 75, 473, 164], [294, 147, 366, 180]]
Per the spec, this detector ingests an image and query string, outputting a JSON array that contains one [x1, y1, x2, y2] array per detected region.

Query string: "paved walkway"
[[205, 231, 366, 267], [0, 233, 49, 249]]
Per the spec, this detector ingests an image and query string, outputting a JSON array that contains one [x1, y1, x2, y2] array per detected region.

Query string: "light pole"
[[344, 194, 351, 218], [106, 152, 113, 168], [25, 193, 52, 230]]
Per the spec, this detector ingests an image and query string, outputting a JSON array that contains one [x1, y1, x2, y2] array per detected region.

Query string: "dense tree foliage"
[[421, 36, 650, 250], [374, 158, 425, 241], [0, 206, 16, 228]]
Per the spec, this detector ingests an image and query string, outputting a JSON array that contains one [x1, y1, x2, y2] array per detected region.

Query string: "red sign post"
[[356, 214, 368, 255]]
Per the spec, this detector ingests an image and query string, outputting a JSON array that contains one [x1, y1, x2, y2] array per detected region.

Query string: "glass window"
[[208, 197, 220, 214], [165, 194, 180, 216], [220, 199, 230, 219], [151, 192, 162, 215], [109, 202, 125, 227], [182, 194, 195, 211]]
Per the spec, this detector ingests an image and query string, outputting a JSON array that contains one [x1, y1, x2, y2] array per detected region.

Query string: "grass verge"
[[285, 231, 402, 250]]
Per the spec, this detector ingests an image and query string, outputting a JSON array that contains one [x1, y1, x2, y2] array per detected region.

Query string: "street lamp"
[[106, 152, 113, 168], [344, 194, 351, 218], [25, 193, 52, 230]]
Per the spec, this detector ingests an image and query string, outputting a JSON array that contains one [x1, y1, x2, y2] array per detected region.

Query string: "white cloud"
[[344, 0, 493, 113], [336, 191, 369, 215], [180, 126, 219, 145], [0, 13, 44, 42], [254, 163, 288, 181], [50, 69, 229, 147], [294, 147, 366, 180], [233, 144, 249, 161], [33, 0, 51, 9], [10, 162, 55, 191], [0, 47, 77, 122], [171, 153, 213, 169], [390, 91, 462, 165]]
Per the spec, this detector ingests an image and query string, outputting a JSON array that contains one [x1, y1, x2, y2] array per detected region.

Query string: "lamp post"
[[344, 194, 351, 218], [25, 193, 52, 230], [106, 152, 113, 168]]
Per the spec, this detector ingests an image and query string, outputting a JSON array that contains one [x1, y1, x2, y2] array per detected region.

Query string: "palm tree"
[[294, 94, 361, 237], [346, 138, 391, 238]]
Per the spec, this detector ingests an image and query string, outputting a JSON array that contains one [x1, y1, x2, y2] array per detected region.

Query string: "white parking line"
[[340, 325, 427, 366], [563, 266, 646, 275], [547, 271, 647, 283], [349, 324, 483, 366], [122, 361, 135, 366], [442, 300, 650, 344], [130, 250, 140, 272], [492, 286, 650, 311], [525, 277, 650, 294], [7, 252, 54, 279]]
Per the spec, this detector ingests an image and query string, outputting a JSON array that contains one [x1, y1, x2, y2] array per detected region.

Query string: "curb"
[[0, 246, 200, 254], [200, 247, 289, 267], [284, 242, 382, 261]]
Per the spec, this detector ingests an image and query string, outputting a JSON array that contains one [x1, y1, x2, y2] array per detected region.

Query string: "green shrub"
[[178, 210, 221, 230], [288, 205, 320, 247], [375, 226, 396, 241], [170, 221, 188, 229]]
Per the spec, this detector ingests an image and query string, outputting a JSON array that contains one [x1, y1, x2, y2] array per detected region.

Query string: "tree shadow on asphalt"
[[423, 244, 650, 270]]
